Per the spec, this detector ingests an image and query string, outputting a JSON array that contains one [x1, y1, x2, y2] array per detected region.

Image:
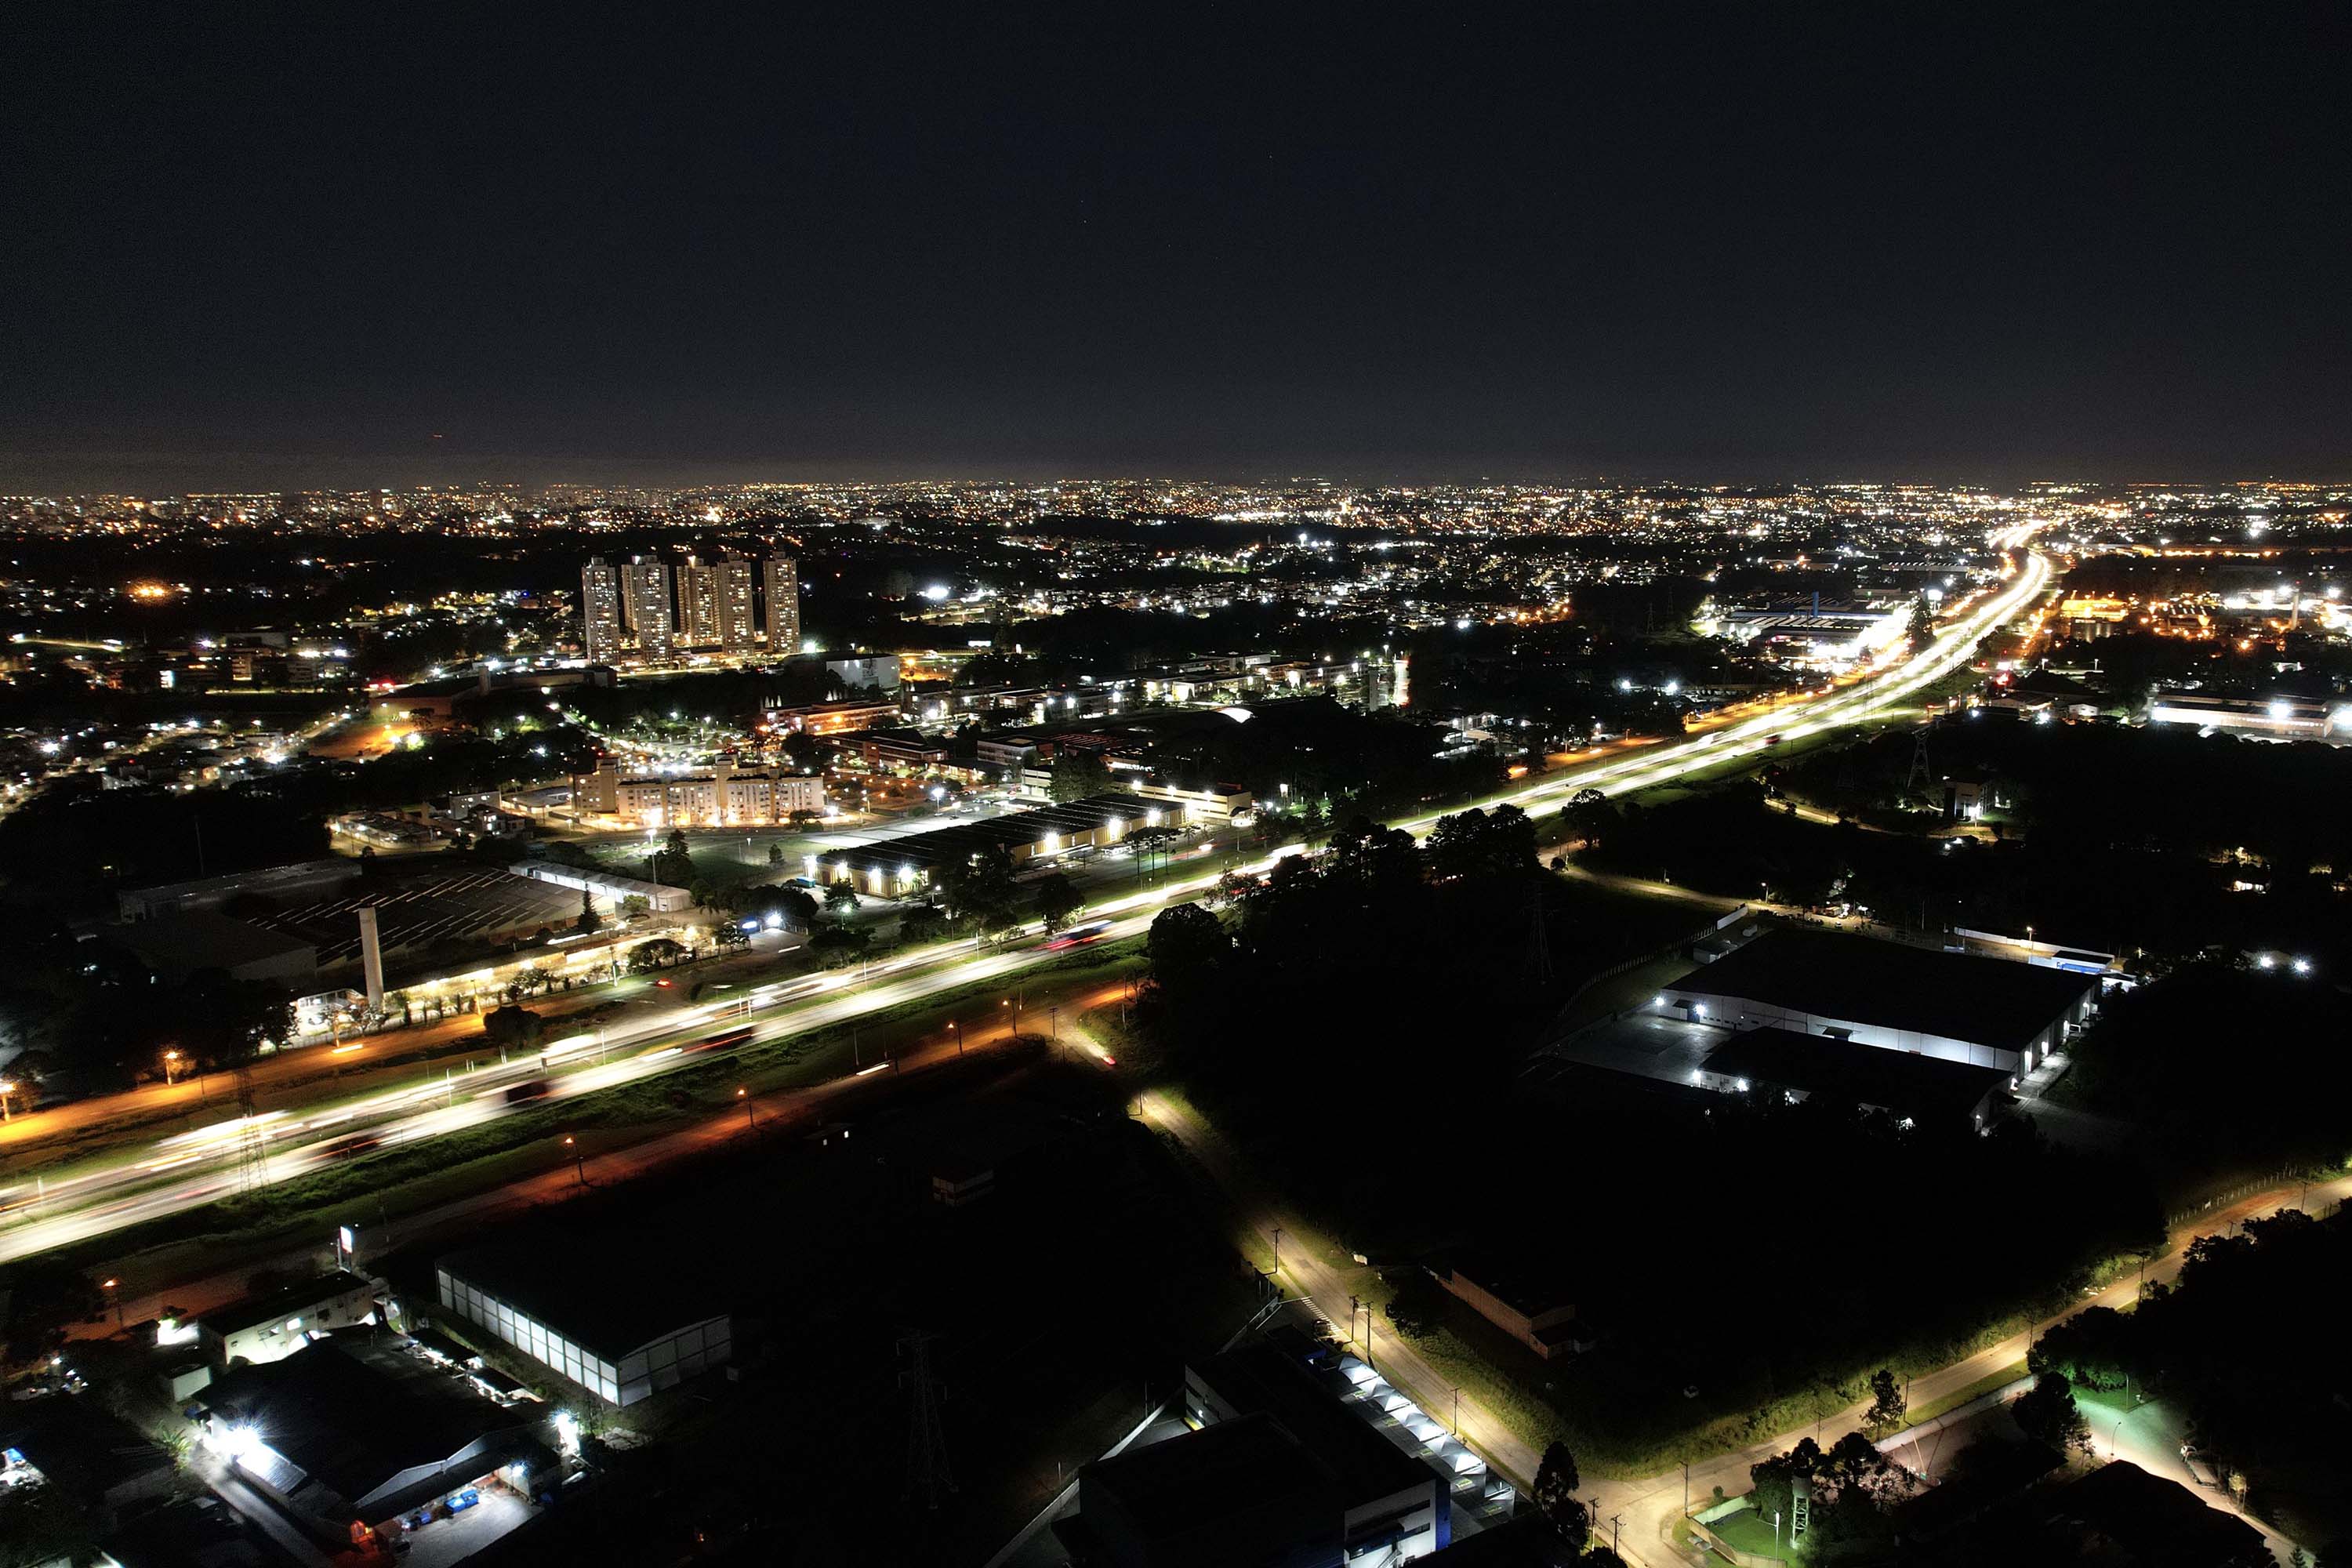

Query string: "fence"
[[1688, 1498, 1784, 1568]]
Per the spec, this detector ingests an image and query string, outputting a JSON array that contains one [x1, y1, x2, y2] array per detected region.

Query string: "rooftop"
[[1072, 1411, 1338, 1553], [819, 793, 1170, 877], [198, 1270, 375, 1339], [1192, 1343, 1435, 1507], [199, 1334, 532, 1521], [437, 1229, 728, 1363], [1672, 928, 2096, 1054], [1701, 1027, 2011, 1123]]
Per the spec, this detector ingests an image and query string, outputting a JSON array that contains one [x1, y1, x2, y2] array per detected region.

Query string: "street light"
[[562, 1135, 585, 1188], [102, 1276, 121, 1326], [0, 1079, 14, 1122], [162, 1048, 183, 1086], [738, 1086, 754, 1132]]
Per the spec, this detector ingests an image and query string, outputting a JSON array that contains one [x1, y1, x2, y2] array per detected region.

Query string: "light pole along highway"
[[0, 535, 2052, 1265]]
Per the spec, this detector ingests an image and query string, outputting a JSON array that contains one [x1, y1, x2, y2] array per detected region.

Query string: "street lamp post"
[[738, 1087, 754, 1132], [563, 1135, 585, 1188], [0, 1079, 14, 1123], [950, 1019, 963, 1055], [102, 1276, 121, 1326], [163, 1049, 183, 1087]]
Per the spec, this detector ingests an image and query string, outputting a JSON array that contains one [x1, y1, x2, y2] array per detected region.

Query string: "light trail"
[[0, 538, 2050, 1265]]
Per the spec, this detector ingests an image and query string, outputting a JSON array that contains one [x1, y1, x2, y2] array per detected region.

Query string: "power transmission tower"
[[1526, 880, 1553, 988], [900, 1330, 956, 1509], [233, 1065, 267, 1192], [1907, 728, 1932, 791]]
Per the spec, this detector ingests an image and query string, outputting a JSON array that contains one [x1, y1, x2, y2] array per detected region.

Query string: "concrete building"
[[510, 859, 694, 913], [1433, 1253, 1584, 1362], [572, 757, 824, 827], [197, 1271, 383, 1368], [580, 557, 622, 664], [620, 557, 674, 659], [193, 1335, 554, 1552], [1183, 1344, 1450, 1560], [764, 696, 901, 735], [812, 793, 1178, 898], [762, 556, 800, 651], [437, 1243, 731, 1407], [1058, 1412, 1348, 1567], [1693, 1025, 2011, 1131], [106, 909, 320, 991], [1657, 927, 2100, 1078], [2148, 687, 2347, 742]]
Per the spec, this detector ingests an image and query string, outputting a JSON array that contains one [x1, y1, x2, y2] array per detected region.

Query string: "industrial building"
[[1692, 1025, 2012, 1131], [1059, 1342, 1454, 1566], [1432, 1253, 1584, 1361], [1657, 927, 2100, 1077], [510, 858, 694, 914], [2147, 687, 2349, 742], [810, 793, 1183, 897], [197, 1270, 383, 1368], [193, 1335, 553, 1552], [436, 1240, 731, 1406]]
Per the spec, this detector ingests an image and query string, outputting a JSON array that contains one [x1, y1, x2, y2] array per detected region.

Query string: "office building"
[[196, 1271, 383, 1369], [580, 557, 622, 664], [763, 556, 800, 650]]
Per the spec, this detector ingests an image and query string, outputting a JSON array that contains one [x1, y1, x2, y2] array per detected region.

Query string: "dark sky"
[[7, 6, 2349, 490]]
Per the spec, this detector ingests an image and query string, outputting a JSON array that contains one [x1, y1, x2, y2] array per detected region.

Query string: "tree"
[[1047, 751, 1114, 803], [627, 938, 687, 974], [481, 1004, 543, 1051], [707, 920, 750, 953], [787, 808, 822, 830], [767, 841, 785, 867], [513, 964, 551, 997], [1866, 1367, 1907, 1436], [652, 827, 695, 887], [620, 895, 651, 921], [1033, 873, 1083, 934], [900, 904, 950, 945], [2013, 1371, 2093, 1455], [1381, 1269, 1447, 1340], [1533, 1443, 1588, 1548], [575, 887, 602, 935], [1908, 594, 1936, 649], [808, 923, 872, 967], [824, 880, 859, 913], [1147, 902, 1228, 999], [938, 844, 1021, 939]]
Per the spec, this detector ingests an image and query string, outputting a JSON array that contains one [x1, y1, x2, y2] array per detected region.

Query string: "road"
[[2, 534, 2052, 1266], [1592, 1167, 2346, 1568]]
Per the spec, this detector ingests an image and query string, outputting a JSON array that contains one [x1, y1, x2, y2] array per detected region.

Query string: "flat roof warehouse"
[[810, 793, 1181, 891], [1668, 927, 2100, 1069]]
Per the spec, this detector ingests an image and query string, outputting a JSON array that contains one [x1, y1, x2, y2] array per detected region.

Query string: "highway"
[[0, 533, 2053, 1266]]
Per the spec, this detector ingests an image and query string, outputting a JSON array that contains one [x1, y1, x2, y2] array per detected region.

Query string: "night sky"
[[8, 7, 2349, 489]]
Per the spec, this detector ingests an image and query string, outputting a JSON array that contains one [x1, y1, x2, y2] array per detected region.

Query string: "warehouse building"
[[197, 1270, 383, 1368], [192, 1335, 553, 1550], [811, 793, 1184, 898], [1657, 927, 2100, 1077], [1693, 1026, 2012, 1131], [436, 1240, 731, 1407]]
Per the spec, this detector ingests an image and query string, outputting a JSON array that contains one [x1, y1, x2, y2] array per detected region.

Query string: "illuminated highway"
[[0, 535, 2051, 1265]]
